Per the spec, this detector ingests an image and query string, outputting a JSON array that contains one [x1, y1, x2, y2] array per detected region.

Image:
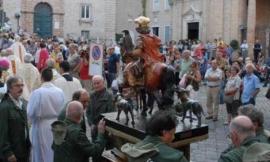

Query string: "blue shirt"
[[241, 74, 261, 103], [108, 53, 119, 73]]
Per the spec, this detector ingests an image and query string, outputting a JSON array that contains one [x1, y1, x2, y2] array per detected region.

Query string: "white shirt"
[[53, 73, 82, 102], [205, 67, 223, 87]]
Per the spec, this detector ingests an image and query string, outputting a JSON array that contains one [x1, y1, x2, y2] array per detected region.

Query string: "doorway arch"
[[33, 3, 53, 38]]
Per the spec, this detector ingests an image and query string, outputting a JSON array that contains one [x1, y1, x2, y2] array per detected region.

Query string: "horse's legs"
[[141, 88, 147, 116], [147, 92, 155, 114], [135, 90, 139, 111]]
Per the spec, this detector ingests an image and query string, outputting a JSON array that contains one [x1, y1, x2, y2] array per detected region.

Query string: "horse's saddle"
[[123, 60, 166, 89]]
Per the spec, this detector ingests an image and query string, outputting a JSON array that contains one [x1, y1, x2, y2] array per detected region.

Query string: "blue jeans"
[[106, 73, 116, 88]]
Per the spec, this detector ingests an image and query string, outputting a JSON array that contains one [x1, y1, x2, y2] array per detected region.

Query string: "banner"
[[89, 43, 103, 76]]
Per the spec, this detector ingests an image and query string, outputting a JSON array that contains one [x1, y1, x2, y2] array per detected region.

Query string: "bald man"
[[52, 101, 106, 162], [58, 89, 90, 133], [238, 106, 270, 144], [218, 116, 259, 162], [87, 75, 114, 139]]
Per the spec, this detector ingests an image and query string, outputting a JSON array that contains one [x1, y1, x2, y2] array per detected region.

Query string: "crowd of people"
[[0, 27, 269, 162]]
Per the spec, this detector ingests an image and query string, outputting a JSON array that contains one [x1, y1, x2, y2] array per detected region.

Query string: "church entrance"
[[34, 3, 53, 38], [188, 22, 199, 40]]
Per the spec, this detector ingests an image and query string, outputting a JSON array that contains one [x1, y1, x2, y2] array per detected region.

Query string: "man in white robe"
[[10, 35, 26, 63], [17, 53, 41, 100], [3, 48, 30, 100], [54, 61, 82, 103], [27, 68, 65, 162]]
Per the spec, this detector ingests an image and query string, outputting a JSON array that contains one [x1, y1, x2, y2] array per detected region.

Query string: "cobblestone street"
[[190, 85, 270, 162]]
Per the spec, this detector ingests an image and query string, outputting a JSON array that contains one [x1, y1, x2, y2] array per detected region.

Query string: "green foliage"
[[230, 40, 240, 51]]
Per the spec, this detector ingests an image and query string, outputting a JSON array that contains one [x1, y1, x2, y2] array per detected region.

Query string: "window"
[[164, 0, 171, 10], [152, 27, 159, 36], [164, 26, 171, 43], [81, 30, 90, 40], [81, 4, 92, 19], [152, 0, 160, 12]]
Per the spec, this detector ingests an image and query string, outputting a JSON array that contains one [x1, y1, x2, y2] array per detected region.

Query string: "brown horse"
[[123, 59, 175, 115]]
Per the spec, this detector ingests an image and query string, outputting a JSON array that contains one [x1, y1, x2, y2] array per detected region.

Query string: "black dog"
[[175, 88, 204, 127], [114, 93, 135, 125]]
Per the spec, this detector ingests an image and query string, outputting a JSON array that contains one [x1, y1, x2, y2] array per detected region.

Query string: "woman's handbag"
[[224, 94, 234, 104]]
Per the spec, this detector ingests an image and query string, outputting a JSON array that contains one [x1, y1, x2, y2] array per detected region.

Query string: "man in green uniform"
[[121, 111, 188, 162], [52, 101, 106, 162], [218, 115, 259, 162], [58, 89, 90, 133], [0, 77, 31, 162], [238, 106, 270, 143]]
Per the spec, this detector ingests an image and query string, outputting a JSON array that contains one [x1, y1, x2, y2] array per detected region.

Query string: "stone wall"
[[115, 0, 142, 41], [145, 0, 248, 44], [20, 0, 64, 36], [256, 0, 270, 56], [3, 0, 22, 32]]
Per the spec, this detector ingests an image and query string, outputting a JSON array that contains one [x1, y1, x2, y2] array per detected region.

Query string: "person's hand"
[[97, 118, 106, 134], [7, 154, 17, 162]]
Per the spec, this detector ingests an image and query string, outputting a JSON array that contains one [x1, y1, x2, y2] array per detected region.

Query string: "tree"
[[230, 40, 240, 51]]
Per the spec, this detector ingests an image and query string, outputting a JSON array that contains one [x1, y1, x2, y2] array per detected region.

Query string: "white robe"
[[17, 63, 41, 100], [6, 55, 30, 100], [27, 82, 65, 162], [10, 41, 26, 63], [53, 74, 82, 103]]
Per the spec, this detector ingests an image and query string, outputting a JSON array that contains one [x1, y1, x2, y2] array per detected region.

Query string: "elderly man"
[[58, 89, 90, 138], [0, 77, 30, 162], [87, 75, 114, 139], [205, 60, 223, 121], [241, 63, 260, 105], [54, 61, 82, 102], [17, 53, 41, 100], [218, 116, 259, 162], [52, 101, 106, 162], [27, 68, 65, 162], [238, 106, 270, 143]]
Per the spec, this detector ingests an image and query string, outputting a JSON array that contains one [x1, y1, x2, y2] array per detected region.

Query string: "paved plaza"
[[190, 85, 270, 162]]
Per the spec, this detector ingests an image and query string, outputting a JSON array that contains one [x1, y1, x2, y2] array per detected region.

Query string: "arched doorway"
[[34, 3, 53, 38]]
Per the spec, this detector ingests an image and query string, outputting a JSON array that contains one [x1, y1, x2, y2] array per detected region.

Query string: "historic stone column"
[[247, 0, 256, 59]]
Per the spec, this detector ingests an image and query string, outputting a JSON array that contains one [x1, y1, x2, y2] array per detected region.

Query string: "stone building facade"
[[146, 0, 270, 57], [2, 0, 118, 42], [146, 0, 246, 44]]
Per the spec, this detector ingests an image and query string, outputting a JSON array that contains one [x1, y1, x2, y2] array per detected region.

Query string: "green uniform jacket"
[[58, 103, 86, 133], [86, 89, 114, 125], [255, 128, 270, 144], [52, 119, 106, 162], [218, 136, 260, 162], [0, 94, 30, 161], [132, 136, 188, 162]]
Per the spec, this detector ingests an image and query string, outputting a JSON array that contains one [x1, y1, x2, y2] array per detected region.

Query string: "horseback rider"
[[123, 16, 165, 87]]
